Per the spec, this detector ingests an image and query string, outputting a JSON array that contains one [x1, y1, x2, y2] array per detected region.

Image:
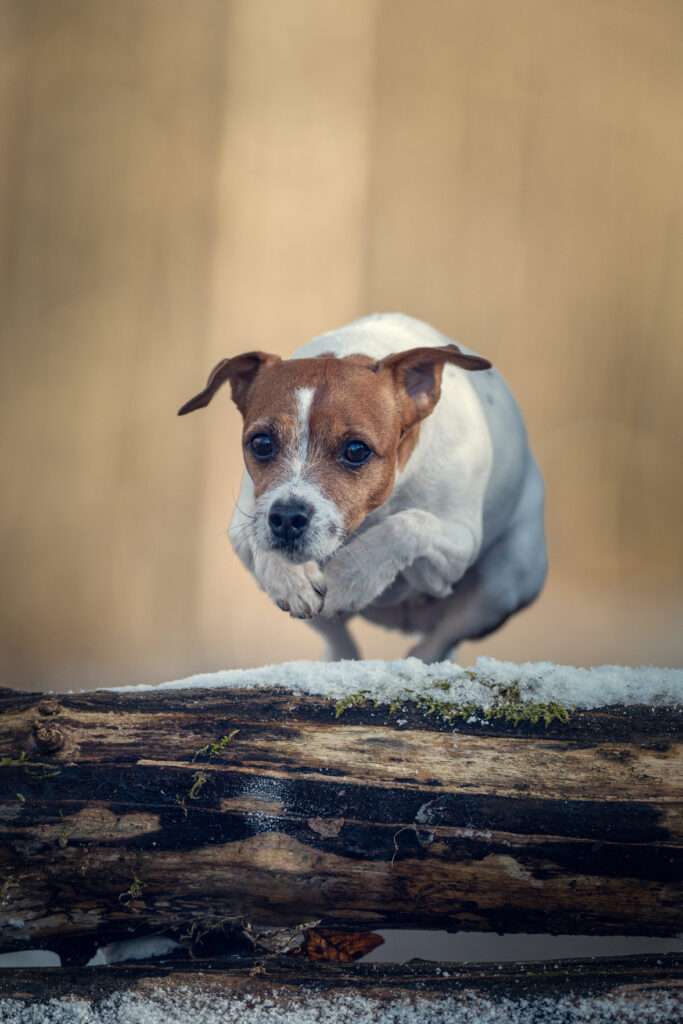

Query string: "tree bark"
[[1, 954, 682, 1022], [1, 684, 681, 958]]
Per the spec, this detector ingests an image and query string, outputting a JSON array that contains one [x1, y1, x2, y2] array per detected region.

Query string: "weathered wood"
[[1, 685, 681, 958], [1, 955, 682, 1022]]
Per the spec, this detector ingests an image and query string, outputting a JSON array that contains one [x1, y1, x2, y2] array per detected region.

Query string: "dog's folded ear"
[[381, 344, 492, 427], [178, 351, 281, 417]]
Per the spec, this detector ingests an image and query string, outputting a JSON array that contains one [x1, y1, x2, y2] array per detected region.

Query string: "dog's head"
[[178, 346, 490, 564]]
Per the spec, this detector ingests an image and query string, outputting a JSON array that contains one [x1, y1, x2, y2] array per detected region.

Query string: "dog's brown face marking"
[[241, 357, 401, 536]]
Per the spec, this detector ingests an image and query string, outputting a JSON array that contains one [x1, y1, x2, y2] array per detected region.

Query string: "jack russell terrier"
[[179, 314, 547, 663]]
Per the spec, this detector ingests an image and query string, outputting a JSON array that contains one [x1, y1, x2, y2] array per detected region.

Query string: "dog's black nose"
[[268, 501, 313, 542]]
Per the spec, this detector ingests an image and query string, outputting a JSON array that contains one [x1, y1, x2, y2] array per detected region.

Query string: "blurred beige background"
[[1, 0, 681, 691]]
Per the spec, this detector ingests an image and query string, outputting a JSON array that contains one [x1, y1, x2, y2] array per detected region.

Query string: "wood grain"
[[1, 685, 681, 959]]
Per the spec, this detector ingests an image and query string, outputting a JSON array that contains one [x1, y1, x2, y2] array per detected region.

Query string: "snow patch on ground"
[[103, 656, 683, 710], [1, 988, 681, 1023], [0, 950, 60, 968], [86, 935, 183, 966]]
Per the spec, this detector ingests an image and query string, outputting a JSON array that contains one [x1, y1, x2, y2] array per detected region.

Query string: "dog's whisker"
[[339, 527, 371, 555], [234, 507, 258, 523], [231, 489, 258, 523], [336, 531, 370, 571], [231, 524, 255, 543]]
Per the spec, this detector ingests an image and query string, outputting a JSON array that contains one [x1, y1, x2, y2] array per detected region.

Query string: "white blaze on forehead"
[[294, 386, 315, 466], [251, 383, 343, 562]]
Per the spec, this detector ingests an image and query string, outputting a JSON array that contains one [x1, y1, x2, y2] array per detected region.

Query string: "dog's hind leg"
[[409, 460, 547, 664], [308, 615, 360, 661]]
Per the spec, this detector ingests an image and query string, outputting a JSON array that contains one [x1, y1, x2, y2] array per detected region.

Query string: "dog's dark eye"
[[250, 434, 275, 459], [342, 440, 372, 466]]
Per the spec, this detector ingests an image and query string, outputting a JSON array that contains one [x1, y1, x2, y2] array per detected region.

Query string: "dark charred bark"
[[1, 685, 681, 956]]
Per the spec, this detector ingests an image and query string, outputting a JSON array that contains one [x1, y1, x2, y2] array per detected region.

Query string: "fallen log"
[[1, 954, 682, 1023], [1, 672, 681, 960]]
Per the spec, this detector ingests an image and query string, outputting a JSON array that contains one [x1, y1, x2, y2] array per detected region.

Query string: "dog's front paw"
[[255, 552, 326, 619], [277, 560, 327, 619], [319, 549, 368, 618]]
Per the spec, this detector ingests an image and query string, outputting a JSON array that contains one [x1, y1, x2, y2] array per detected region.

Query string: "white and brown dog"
[[179, 314, 547, 662]]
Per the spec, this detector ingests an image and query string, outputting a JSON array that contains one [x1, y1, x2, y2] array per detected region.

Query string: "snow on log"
[[1, 954, 682, 1023], [0, 658, 681, 959]]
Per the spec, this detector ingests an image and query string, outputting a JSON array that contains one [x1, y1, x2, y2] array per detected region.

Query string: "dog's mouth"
[[269, 536, 313, 564], [268, 532, 343, 566]]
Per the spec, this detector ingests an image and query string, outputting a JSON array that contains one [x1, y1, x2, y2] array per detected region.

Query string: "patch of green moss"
[[0, 875, 18, 902], [176, 769, 208, 817], [188, 769, 208, 800], [334, 675, 573, 728], [192, 729, 240, 763], [1, 750, 61, 778], [482, 679, 572, 727], [1, 751, 26, 768], [176, 729, 239, 816], [334, 690, 376, 717], [119, 870, 147, 904]]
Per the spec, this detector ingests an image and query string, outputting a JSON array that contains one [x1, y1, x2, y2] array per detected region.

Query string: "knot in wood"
[[37, 698, 61, 716], [32, 720, 65, 754]]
